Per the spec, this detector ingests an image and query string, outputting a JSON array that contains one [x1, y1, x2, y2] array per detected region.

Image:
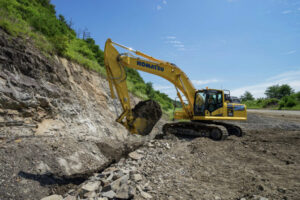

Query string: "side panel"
[[191, 102, 247, 121]]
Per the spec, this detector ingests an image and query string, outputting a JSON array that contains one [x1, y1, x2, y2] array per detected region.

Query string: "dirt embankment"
[[0, 29, 165, 200]]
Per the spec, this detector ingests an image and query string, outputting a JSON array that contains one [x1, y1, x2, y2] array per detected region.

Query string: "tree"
[[265, 84, 294, 99], [145, 82, 155, 99], [240, 91, 254, 101], [85, 38, 104, 66], [278, 84, 294, 98], [265, 85, 280, 99], [295, 91, 300, 101]]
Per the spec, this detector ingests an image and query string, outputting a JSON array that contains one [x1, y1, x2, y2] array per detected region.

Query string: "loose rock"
[[41, 195, 63, 200], [82, 181, 101, 192], [133, 174, 142, 182], [102, 190, 116, 199], [140, 191, 153, 199], [129, 151, 144, 160]]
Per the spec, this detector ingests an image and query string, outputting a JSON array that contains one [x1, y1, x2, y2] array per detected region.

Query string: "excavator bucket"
[[131, 100, 162, 136]]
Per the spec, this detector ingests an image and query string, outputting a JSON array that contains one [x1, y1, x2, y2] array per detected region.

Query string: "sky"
[[51, 0, 300, 98]]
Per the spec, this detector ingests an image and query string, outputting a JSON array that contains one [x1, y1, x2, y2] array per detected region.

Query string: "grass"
[[64, 39, 105, 75]]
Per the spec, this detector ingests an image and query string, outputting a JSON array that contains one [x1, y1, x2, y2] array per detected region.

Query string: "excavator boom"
[[104, 39, 196, 134]]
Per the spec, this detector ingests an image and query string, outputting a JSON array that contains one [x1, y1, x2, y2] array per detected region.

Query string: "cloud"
[[153, 85, 173, 90], [283, 50, 296, 55], [192, 79, 220, 86], [164, 36, 186, 51], [156, 1, 167, 11], [282, 10, 292, 14], [165, 36, 176, 40], [168, 40, 182, 44], [153, 84, 176, 98], [227, 0, 238, 3], [266, 69, 300, 81], [174, 44, 184, 48], [231, 69, 300, 98]]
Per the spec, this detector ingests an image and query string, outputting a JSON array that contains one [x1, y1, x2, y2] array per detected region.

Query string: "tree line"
[[241, 84, 300, 109]]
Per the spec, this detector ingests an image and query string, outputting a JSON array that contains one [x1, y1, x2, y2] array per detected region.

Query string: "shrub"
[[262, 98, 279, 108], [286, 97, 296, 107], [295, 92, 300, 101], [85, 38, 104, 66], [256, 98, 264, 104], [279, 96, 297, 108]]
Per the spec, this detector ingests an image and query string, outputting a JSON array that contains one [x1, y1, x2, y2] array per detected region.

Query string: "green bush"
[[0, 0, 74, 55], [279, 96, 288, 109], [256, 98, 264, 104], [243, 100, 262, 109], [279, 96, 297, 108], [262, 98, 279, 108], [85, 38, 104, 66], [286, 97, 297, 107], [295, 92, 300, 101]]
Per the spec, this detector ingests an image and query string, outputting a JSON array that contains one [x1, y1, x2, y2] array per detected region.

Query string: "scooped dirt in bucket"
[[132, 100, 162, 135]]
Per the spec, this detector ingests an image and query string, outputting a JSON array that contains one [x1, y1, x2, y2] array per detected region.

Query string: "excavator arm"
[[104, 39, 197, 134]]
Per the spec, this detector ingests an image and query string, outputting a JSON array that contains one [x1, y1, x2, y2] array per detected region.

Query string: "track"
[[163, 121, 243, 140]]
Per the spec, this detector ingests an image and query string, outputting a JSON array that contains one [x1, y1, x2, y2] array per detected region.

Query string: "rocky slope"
[[0, 29, 164, 200]]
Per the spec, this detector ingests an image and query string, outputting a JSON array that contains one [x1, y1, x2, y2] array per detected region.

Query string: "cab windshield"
[[194, 90, 223, 116]]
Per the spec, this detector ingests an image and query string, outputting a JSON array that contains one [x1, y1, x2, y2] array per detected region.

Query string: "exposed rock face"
[[0, 29, 164, 200]]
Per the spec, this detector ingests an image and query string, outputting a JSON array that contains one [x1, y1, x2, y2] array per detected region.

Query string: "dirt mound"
[[132, 100, 162, 135]]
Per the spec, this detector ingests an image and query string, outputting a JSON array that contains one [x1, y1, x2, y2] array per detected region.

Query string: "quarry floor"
[[36, 111, 300, 200]]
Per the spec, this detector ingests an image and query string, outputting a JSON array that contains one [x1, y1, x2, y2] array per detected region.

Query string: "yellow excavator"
[[104, 39, 247, 140]]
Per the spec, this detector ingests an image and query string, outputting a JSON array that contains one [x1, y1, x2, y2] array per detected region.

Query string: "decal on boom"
[[137, 61, 164, 72]]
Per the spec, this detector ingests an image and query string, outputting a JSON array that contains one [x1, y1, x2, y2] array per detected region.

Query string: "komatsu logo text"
[[137, 61, 164, 72]]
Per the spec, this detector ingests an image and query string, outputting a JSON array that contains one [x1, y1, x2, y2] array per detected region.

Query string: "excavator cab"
[[193, 89, 247, 120], [194, 89, 224, 116]]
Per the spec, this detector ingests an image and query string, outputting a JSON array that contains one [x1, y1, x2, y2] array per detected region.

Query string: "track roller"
[[226, 126, 243, 137], [210, 127, 223, 141]]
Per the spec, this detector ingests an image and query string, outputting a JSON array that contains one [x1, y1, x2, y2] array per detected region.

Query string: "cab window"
[[194, 91, 206, 115]]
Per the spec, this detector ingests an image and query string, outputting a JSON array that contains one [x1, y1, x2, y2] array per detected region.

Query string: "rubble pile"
[[42, 139, 172, 200]]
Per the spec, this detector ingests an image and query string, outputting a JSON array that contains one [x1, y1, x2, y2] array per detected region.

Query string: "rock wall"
[[0, 29, 164, 199]]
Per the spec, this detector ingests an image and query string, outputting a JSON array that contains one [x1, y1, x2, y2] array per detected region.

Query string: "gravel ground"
[[248, 109, 300, 118], [44, 112, 300, 200], [248, 109, 300, 115]]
